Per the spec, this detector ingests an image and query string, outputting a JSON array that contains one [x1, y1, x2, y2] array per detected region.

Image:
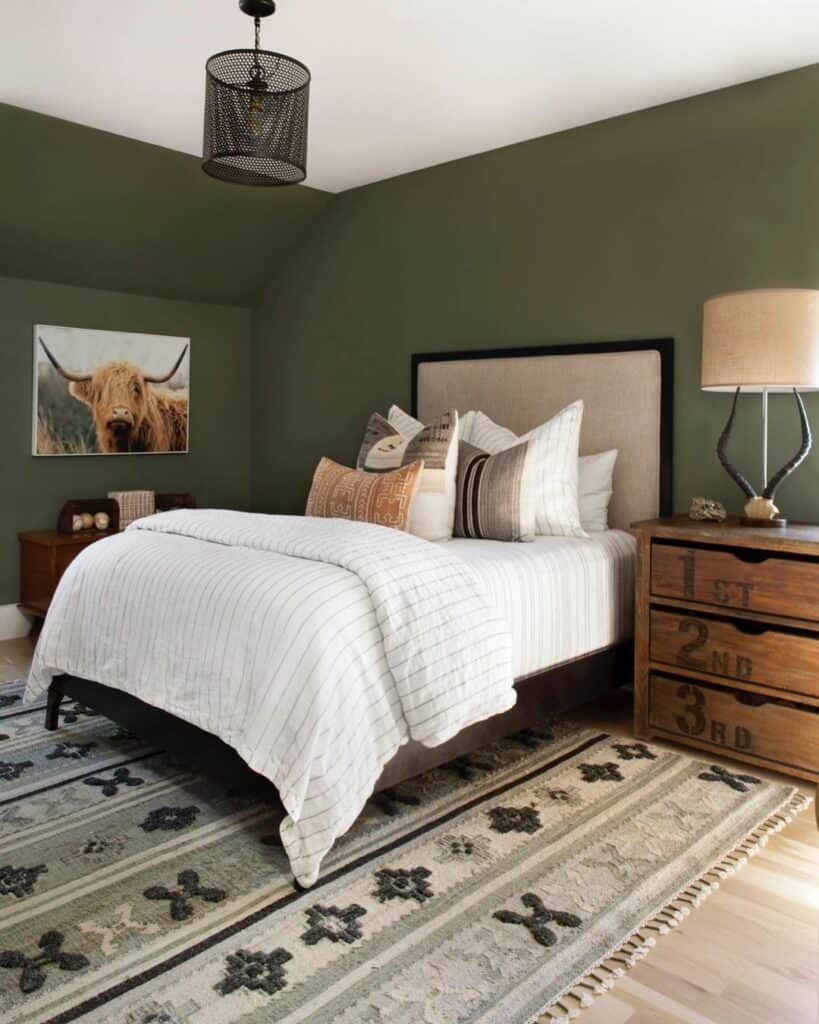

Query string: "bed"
[[25, 338, 673, 885]]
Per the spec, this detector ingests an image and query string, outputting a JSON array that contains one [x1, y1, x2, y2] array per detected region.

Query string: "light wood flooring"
[[2, 636, 817, 1024], [571, 688, 818, 1024]]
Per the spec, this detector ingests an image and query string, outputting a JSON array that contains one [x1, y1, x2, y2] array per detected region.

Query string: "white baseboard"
[[0, 604, 32, 641]]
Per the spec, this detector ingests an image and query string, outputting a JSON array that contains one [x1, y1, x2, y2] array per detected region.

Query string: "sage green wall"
[[0, 103, 330, 305], [0, 104, 329, 608], [252, 64, 819, 524], [1, 274, 252, 604]]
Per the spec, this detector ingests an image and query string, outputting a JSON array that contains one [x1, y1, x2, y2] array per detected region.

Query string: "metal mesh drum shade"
[[702, 288, 819, 392], [203, 48, 310, 186]]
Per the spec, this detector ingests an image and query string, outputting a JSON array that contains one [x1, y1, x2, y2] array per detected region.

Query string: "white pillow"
[[459, 410, 518, 452], [459, 404, 586, 538], [387, 405, 460, 541], [463, 410, 616, 534], [579, 449, 618, 532]]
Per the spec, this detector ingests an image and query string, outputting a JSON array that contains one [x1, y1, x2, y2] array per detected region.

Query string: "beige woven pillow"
[[306, 457, 424, 531]]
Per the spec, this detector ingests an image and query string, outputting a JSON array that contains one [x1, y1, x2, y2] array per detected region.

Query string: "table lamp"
[[702, 288, 819, 527]]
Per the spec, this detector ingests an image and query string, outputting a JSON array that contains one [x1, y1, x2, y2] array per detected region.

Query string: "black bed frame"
[[45, 337, 673, 793], [47, 644, 634, 798]]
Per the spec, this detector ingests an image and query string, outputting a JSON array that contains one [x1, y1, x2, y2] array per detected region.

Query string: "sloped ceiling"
[[0, 103, 330, 305]]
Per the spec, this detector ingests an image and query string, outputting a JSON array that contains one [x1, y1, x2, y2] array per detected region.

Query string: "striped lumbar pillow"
[[455, 440, 534, 541], [460, 403, 587, 538], [306, 457, 423, 531]]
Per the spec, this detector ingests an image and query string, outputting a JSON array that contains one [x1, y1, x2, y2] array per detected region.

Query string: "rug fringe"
[[533, 790, 811, 1024]]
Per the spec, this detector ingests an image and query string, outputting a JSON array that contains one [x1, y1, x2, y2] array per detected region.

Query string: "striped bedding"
[[450, 530, 636, 679], [25, 510, 515, 886]]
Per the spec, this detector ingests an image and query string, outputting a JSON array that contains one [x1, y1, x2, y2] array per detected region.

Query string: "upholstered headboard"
[[413, 340, 673, 531]]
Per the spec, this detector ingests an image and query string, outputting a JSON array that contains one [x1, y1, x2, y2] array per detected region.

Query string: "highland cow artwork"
[[33, 325, 190, 456]]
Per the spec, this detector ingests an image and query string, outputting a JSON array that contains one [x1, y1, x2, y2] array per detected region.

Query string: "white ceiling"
[[2, 0, 818, 193]]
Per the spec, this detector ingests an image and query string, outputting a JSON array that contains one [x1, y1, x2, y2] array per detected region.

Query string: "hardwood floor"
[[2, 638, 817, 1024], [569, 688, 818, 1024], [0, 635, 34, 682]]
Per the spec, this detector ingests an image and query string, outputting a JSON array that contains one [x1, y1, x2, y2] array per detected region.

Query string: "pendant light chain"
[[249, 15, 267, 89]]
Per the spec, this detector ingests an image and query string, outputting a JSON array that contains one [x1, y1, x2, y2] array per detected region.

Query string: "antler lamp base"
[[741, 500, 786, 528], [716, 386, 811, 529], [740, 389, 785, 526]]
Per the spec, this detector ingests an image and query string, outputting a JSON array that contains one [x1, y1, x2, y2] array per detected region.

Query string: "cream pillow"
[[459, 410, 518, 452], [356, 406, 459, 541], [460, 404, 586, 538], [578, 449, 618, 532]]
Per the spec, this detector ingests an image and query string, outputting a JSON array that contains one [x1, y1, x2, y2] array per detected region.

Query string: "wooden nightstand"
[[633, 515, 819, 782], [18, 530, 115, 619]]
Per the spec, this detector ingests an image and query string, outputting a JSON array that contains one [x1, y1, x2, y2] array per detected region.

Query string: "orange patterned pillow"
[[306, 457, 424, 531]]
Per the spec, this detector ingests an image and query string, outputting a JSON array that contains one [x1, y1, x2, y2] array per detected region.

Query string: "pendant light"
[[202, 0, 310, 186]]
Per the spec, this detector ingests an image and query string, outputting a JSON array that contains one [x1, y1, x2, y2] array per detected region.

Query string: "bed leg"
[[45, 678, 64, 731]]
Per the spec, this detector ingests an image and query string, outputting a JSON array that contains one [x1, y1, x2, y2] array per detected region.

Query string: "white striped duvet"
[[448, 530, 636, 679], [25, 510, 514, 886]]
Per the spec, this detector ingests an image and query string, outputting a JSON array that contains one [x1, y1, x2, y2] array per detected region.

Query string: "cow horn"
[[144, 344, 188, 384], [716, 386, 757, 500], [762, 388, 812, 500], [38, 337, 92, 383]]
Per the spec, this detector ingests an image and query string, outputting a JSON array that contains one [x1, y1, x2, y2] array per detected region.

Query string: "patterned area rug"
[[0, 678, 808, 1024]]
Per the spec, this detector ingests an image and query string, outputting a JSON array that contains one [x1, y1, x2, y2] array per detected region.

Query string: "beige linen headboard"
[[413, 340, 673, 531]]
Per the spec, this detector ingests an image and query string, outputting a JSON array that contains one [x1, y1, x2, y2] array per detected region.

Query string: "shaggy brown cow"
[[39, 338, 189, 453]]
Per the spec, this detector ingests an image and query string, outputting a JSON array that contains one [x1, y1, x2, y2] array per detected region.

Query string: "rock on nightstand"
[[688, 497, 727, 522]]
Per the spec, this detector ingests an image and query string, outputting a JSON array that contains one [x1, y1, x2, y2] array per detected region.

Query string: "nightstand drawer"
[[55, 543, 86, 581], [648, 673, 819, 776], [651, 541, 819, 622], [18, 529, 112, 619], [650, 609, 819, 700]]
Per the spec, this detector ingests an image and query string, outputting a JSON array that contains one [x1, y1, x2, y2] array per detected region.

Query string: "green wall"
[[0, 103, 330, 305], [252, 64, 819, 524], [0, 103, 330, 608], [1, 274, 253, 603]]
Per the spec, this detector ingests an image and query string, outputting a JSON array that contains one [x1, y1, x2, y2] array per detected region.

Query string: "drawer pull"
[[731, 620, 768, 636], [731, 549, 770, 565], [733, 692, 769, 708]]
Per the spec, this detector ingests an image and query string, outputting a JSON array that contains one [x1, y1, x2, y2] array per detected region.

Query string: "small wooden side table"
[[18, 530, 115, 619], [633, 515, 819, 782]]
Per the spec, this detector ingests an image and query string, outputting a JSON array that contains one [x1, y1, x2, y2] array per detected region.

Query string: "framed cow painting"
[[32, 325, 190, 455]]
